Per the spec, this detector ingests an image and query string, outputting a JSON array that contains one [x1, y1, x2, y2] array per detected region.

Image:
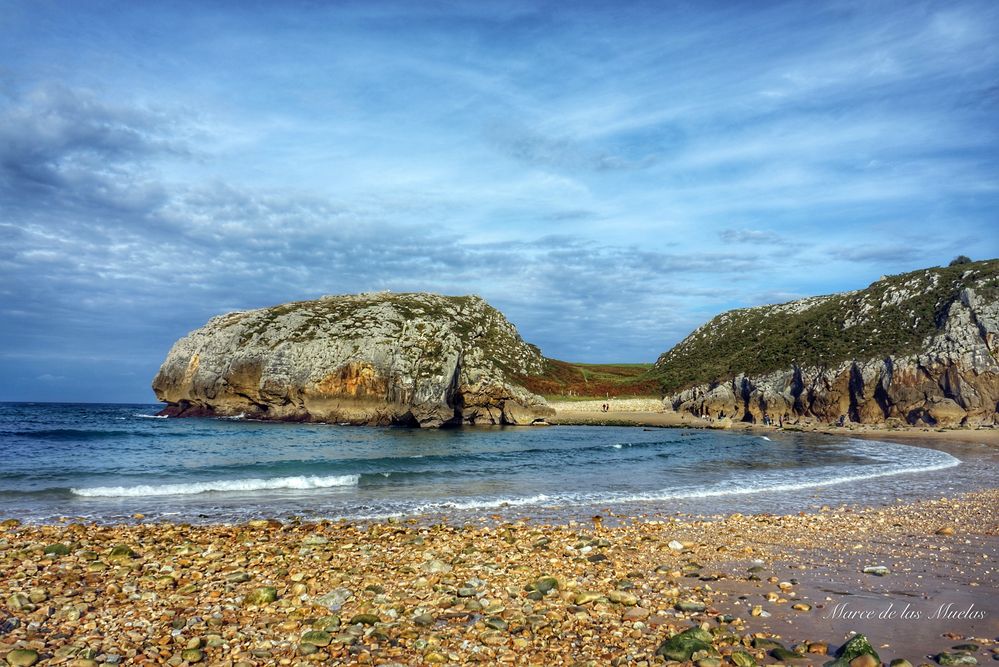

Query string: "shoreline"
[[547, 405, 999, 447], [1, 490, 996, 665], [2, 406, 997, 664]]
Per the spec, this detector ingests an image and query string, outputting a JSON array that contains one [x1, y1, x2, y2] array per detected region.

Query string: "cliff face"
[[152, 292, 554, 427], [657, 260, 999, 426]]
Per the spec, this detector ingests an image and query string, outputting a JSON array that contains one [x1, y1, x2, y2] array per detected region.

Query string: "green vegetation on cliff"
[[218, 291, 546, 379], [518, 360, 660, 399], [654, 258, 999, 394]]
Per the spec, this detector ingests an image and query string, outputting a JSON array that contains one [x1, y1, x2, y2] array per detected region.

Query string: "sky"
[[1, 0, 998, 403]]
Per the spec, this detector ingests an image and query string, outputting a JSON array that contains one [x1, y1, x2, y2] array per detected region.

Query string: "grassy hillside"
[[518, 360, 660, 399], [654, 258, 999, 394]]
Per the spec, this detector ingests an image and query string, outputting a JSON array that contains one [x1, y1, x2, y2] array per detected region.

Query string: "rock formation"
[[152, 292, 554, 427], [658, 260, 999, 426]]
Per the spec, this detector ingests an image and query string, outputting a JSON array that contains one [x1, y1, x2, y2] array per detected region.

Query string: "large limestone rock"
[[659, 261, 999, 427], [153, 292, 554, 427]]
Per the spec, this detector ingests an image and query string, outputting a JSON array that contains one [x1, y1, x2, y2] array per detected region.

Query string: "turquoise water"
[[0, 402, 982, 524]]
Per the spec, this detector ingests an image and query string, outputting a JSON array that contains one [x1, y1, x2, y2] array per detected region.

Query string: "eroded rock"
[[153, 292, 553, 427]]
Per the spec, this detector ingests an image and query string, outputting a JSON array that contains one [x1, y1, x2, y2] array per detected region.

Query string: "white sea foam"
[[71, 475, 360, 497], [371, 439, 961, 515], [603, 439, 960, 503], [134, 414, 168, 419], [413, 494, 555, 512], [760, 436, 772, 441]]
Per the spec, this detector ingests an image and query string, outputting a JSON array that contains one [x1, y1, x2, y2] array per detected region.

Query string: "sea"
[[1, 402, 994, 525]]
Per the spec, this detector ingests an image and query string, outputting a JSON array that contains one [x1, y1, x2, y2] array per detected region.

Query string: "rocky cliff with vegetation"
[[152, 292, 553, 427], [657, 259, 999, 427]]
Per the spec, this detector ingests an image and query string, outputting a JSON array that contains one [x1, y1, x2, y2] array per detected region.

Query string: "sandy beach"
[[547, 400, 999, 447]]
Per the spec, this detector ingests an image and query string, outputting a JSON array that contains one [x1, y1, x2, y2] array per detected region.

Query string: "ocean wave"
[[71, 474, 360, 497], [133, 414, 168, 419], [366, 440, 962, 515]]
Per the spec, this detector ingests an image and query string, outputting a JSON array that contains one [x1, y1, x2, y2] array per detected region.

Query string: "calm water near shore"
[[1, 402, 994, 524]]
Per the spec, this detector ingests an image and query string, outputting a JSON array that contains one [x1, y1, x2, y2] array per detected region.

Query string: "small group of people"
[[761, 413, 784, 427], [601, 403, 610, 412]]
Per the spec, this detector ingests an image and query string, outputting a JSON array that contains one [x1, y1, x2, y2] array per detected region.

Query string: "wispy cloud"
[[719, 229, 783, 244], [1, 1, 998, 400]]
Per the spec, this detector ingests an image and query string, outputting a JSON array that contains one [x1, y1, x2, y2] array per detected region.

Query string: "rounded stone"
[[301, 630, 332, 647], [243, 586, 278, 606], [5, 650, 40, 667], [850, 655, 879, 667], [180, 648, 204, 663], [43, 543, 71, 556]]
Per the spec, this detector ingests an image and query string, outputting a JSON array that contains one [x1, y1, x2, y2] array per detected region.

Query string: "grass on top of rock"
[[653, 258, 999, 394], [518, 359, 661, 399]]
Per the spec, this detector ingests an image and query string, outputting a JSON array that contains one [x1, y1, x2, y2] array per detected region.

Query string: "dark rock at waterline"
[[825, 634, 881, 667]]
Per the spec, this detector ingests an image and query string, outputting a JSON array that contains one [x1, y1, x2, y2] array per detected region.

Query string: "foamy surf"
[[358, 439, 962, 517], [71, 474, 360, 497]]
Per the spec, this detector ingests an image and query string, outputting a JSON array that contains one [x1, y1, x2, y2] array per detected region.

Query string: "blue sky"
[[1, 0, 998, 402]]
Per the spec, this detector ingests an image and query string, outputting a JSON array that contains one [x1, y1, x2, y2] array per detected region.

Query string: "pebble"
[[850, 656, 879, 667], [179, 649, 204, 663], [43, 543, 71, 556], [730, 651, 757, 667], [313, 587, 351, 611], [807, 641, 829, 655], [622, 606, 650, 621], [484, 617, 509, 631], [301, 630, 332, 646], [534, 576, 559, 594], [771, 647, 802, 661], [0, 489, 992, 667], [573, 591, 604, 605], [5, 650, 39, 667], [608, 590, 638, 606], [935, 653, 978, 666], [243, 586, 278, 605], [348, 613, 380, 626]]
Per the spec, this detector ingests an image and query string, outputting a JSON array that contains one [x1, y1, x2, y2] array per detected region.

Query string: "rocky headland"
[[152, 292, 553, 427], [657, 259, 999, 427]]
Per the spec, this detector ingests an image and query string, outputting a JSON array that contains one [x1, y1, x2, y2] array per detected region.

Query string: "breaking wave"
[[71, 474, 360, 497]]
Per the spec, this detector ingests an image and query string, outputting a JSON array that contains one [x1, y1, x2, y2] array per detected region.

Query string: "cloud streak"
[[1, 1, 998, 401]]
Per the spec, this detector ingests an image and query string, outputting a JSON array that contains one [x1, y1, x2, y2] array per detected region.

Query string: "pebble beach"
[[1, 486, 996, 667]]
